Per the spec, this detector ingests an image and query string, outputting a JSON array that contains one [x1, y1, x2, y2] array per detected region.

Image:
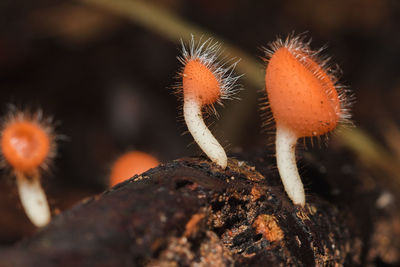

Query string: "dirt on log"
[[0, 157, 360, 266]]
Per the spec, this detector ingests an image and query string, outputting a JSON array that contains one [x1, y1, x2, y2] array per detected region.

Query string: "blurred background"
[[0, 0, 399, 257]]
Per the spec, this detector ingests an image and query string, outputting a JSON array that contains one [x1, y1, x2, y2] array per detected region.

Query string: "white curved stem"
[[275, 124, 305, 206], [16, 172, 51, 227], [183, 97, 227, 169]]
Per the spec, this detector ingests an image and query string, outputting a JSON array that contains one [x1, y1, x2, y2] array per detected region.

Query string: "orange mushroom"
[[264, 35, 351, 206], [0, 109, 56, 227], [176, 36, 241, 169], [110, 151, 159, 187]]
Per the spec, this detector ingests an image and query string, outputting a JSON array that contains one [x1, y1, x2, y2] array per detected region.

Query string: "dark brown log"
[[0, 157, 360, 266]]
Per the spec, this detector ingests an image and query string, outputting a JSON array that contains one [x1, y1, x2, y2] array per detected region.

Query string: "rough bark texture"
[[0, 156, 361, 266]]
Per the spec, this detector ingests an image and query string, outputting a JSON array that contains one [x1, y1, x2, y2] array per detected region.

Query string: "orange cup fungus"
[[0, 109, 56, 227], [266, 47, 341, 137], [176, 36, 241, 169], [2, 121, 51, 173], [182, 59, 221, 105], [110, 151, 159, 187], [264, 35, 351, 206]]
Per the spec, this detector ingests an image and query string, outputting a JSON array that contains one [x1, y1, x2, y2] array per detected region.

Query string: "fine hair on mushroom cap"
[[173, 35, 242, 169], [262, 33, 354, 146], [263, 33, 354, 206], [0, 105, 59, 227], [0, 106, 57, 174], [175, 35, 242, 115]]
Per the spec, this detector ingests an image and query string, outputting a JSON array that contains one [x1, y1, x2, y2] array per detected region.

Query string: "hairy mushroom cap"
[[173, 36, 242, 169], [1, 113, 53, 174], [177, 36, 241, 110], [265, 37, 343, 138], [183, 59, 221, 105]]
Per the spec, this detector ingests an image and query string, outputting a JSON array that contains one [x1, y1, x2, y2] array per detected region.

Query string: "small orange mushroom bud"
[[110, 151, 159, 187], [264, 35, 352, 206], [0, 109, 56, 227], [176, 36, 241, 169]]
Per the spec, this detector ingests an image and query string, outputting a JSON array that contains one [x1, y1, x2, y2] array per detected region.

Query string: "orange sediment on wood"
[[184, 213, 206, 237], [253, 214, 284, 243]]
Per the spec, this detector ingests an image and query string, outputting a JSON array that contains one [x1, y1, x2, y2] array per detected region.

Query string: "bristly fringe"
[[175, 35, 243, 112], [262, 33, 354, 134], [0, 105, 57, 174]]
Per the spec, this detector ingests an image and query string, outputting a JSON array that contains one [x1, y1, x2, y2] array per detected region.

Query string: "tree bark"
[[0, 157, 361, 266]]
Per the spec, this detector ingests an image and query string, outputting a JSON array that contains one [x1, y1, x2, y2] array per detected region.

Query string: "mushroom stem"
[[275, 124, 305, 206], [15, 171, 51, 227], [183, 96, 227, 169]]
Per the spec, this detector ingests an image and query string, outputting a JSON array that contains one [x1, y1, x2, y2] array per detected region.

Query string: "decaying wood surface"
[[0, 156, 363, 266]]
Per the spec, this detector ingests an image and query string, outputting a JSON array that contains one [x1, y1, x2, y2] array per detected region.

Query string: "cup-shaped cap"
[[266, 47, 341, 137], [183, 59, 221, 105], [1, 121, 50, 173], [110, 151, 159, 186]]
